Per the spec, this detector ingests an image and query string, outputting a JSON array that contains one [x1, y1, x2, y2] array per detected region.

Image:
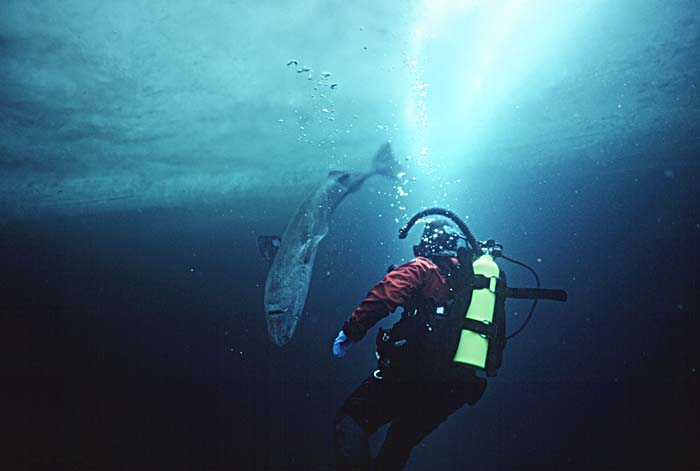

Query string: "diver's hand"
[[332, 330, 355, 358]]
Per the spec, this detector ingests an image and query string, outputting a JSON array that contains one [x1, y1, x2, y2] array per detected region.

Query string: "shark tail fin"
[[371, 142, 402, 179]]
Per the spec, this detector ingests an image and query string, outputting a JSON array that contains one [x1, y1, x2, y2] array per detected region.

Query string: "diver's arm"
[[341, 260, 427, 342]]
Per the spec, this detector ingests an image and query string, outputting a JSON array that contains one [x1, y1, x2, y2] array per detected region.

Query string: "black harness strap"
[[461, 318, 499, 339], [470, 274, 505, 291]]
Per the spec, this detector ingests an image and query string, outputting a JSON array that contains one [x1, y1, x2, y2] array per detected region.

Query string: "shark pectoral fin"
[[301, 235, 324, 264], [257, 235, 282, 261], [302, 239, 313, 264]]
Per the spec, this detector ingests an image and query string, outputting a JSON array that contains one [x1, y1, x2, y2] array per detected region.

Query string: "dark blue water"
[[2, 148, 697, 470], [1, 0, 699, 468]]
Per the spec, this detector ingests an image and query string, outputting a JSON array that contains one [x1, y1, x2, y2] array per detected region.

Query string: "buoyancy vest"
[[376, 248, 507, 379]]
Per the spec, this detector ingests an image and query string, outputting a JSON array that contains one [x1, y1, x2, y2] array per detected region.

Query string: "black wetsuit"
[[334, 373, 485, 470], [333, 257, 487, 470]]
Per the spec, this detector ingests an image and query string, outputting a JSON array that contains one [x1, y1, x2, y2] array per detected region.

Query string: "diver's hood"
[[413, 217, 467, 258]]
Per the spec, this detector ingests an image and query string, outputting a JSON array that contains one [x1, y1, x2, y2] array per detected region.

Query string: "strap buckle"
[[471, 275, 504, 294], [462, 318, 499, 340]]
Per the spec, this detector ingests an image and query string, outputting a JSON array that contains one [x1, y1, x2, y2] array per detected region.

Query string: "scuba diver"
[[331, 208, 567, 471]]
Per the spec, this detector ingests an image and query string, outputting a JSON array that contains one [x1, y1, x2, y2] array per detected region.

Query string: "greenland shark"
[[257, 142, 400, 346]]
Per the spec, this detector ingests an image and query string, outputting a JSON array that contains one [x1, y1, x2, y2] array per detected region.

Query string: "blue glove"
[[332, 330, 355, 358]]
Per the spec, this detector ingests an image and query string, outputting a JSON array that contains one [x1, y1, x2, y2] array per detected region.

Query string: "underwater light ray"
[[402, 0, 599, 199]]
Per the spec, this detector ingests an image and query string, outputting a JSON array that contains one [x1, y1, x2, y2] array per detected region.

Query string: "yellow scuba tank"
[[453, 254, 501, 370], [396, 207, 567, 377]]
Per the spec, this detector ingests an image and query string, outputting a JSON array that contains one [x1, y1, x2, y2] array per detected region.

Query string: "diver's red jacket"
[[342, 257, 453, 342]]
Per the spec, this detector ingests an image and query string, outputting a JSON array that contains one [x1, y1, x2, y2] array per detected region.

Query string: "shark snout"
[[265, 305, 295, 346]]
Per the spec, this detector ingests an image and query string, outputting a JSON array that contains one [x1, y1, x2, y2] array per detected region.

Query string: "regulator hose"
[[398, 207, 480, 253], [502, 254, 540, 340]]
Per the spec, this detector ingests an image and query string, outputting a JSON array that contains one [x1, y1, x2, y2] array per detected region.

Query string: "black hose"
[[502, 254, 540, 339], [398, 208, 480, 253]]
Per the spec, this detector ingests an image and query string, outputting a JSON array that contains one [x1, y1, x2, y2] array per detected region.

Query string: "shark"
[[257, 142, 400, 346]]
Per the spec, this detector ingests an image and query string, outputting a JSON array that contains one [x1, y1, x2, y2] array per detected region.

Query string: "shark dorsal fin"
[[328, 170, 351, 187], [257, 235, 282, 262]]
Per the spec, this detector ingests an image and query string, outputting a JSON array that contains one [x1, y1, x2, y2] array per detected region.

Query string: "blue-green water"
[[1, 1, 698, 469]]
